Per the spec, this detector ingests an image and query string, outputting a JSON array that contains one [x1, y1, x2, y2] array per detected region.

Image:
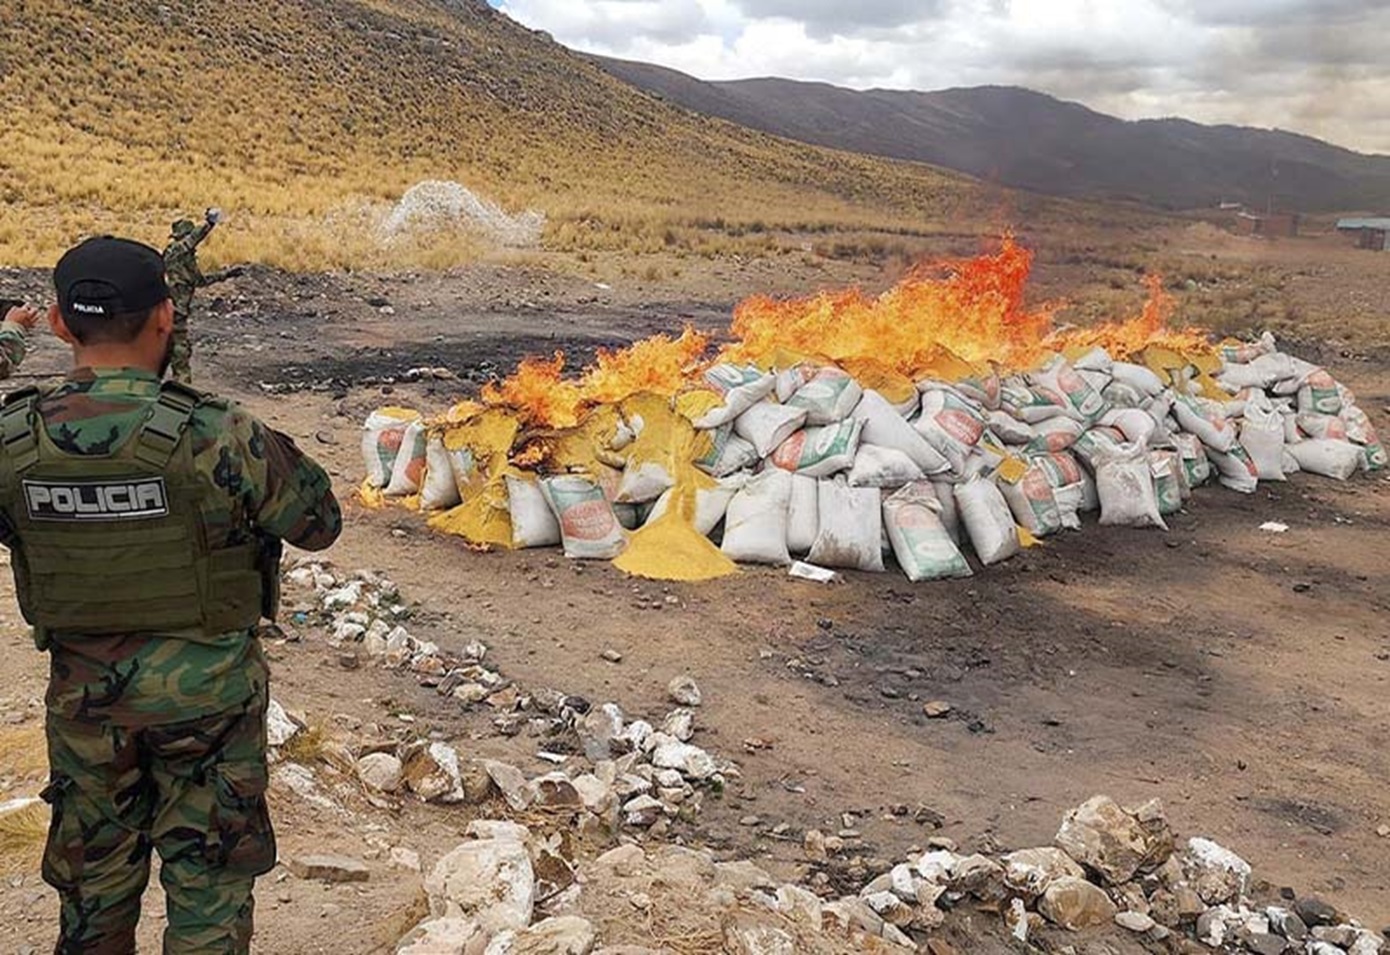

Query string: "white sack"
[[1207, 445, 1259, 494], [930, 479, 963, 545], [1096, 444, 1167, 530], [385, 422, 428, 497], [1240, 394, 1287, 481], [693, 425, 759, 477], [954, 476, 1021, 566], [1172, 395, 1237, 453], [988, 411, 1035, 446], [615, 460, 675, 504], [721, 468, 793, 566], [787, 474, 820, 554], [808, 479, 885, 573], [362, 408, 421, 489], [916, 389, 987, 472], [787, 368, 864, 425], [734, 402, 809, 459], [1101, 408, 1157, 448], [541, 476, 627, 559], [1111, 362, 1165, 397], [1030, 355, 1107, 423], [1287, 439, 1362, 481], [506, 475, 562, 549], [694, 365, 777, 429], [851, 391, 950, 474], [1216, 352, 1297, 392], [883, 484, 972, 582], [848, 444, 925, 488], [420, 435, 466, 511], [770, 419, 863, 478], [999, 464, 1063, 537]]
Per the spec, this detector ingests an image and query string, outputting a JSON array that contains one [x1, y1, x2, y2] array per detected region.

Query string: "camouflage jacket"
[[164, 223, 233, 311], [0, 320, 28, 378], [0, 368, 342, 726]]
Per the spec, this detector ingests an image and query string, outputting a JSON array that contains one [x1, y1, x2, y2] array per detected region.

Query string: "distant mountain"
[[594, 57, 1390, 213]]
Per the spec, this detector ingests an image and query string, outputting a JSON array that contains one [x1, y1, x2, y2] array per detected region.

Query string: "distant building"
[[1335, 218, 1390, 251], [1231, 210, 1300, 238]]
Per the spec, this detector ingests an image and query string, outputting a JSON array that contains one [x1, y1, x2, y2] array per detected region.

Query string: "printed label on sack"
[[560, 499, 619, 542], [24, 478, 169, 522]]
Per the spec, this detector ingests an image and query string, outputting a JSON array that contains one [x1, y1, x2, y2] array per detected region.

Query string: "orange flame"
[[477, 237, 1216, 431], [1056, 274, 1208, 359], [724, 236, 1058, 375]]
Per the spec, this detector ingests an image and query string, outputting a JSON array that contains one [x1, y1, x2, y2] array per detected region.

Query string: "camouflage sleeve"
[[189, 221, 216, 249], [0, 321, 28, 378], [214, 406, 343, 552]]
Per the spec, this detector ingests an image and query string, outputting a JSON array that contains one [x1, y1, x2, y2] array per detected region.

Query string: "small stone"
[[922, 701, 952, 719], [488, 915, 597, 954], [1246, 933, 1290, 955], [1056, 795, 1174, 886], [804, 829, 828, 862], [481, 760, 534, 811], [740, 815, 762, 827], [661, 709, 696, 742], [601, 650, 624, 664], [286, 855, 370, 884], [1295, 897, 1339, 928], [1185, 837, 1252, 904], [1268, 907, 1309, 941], [1038, 876, 1119, 930], [389, 847, 421, 872], [623, 795, 665, 827], [355, 753, 404, 794], [1378, 825, 1390, 839], [667, 675, 703, 707], [1116, 911, 1156, 933], [402, 743, 467, 804], [397, 918, 482, 954], [425, 833, 534, 934]]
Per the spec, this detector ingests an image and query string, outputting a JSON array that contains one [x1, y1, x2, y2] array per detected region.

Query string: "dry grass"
[[0, 724, 49, 874], [0, 0, 1071, 271]]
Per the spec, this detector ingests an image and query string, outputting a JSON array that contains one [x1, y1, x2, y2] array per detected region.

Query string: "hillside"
[[0, 0, 1041, 269], [595, 57, 1390, 213]]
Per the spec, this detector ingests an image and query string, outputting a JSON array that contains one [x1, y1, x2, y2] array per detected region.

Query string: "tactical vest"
[[0, 381, 276, 638]]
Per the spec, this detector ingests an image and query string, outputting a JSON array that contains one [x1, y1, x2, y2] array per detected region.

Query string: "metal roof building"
[[1335, 218, 1390, 251]]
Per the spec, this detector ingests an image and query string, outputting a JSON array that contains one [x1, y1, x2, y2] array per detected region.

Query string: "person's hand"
[[205, 207, 224, 226], [3, 304, 41, 331]]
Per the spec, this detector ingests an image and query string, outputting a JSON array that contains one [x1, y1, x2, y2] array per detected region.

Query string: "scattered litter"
[[1260, 522, 1289, 534], [789, 561, 841, 584]]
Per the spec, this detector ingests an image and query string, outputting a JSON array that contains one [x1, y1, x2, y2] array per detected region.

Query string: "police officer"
[[163, 208, 244, 384], [0, 298, 42, 378], [0, 237, 342, 953]]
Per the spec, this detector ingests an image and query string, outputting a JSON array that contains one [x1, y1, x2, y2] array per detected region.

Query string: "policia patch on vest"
[[23, 478, 170, 522]]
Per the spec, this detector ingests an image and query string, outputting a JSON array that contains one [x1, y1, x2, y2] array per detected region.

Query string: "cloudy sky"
[[491, 0, 1390, 154]]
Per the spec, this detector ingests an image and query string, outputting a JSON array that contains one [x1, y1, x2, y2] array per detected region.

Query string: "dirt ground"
[[0, 225, 1388, 952]]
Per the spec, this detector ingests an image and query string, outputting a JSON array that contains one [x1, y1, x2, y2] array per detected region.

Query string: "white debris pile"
[[278, 561, 738, 836], [795, 795, 1383, 955], [380, 179, 546, 248], [362, 332, 1385, 581], [389, 794, 1383, 954]]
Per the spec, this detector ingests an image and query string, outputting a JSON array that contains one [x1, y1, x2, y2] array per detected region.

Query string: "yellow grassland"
[[0, 0, 1077, 270]]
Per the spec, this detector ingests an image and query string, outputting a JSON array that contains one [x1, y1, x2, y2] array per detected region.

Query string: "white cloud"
[[494, 0, 1390, 153]]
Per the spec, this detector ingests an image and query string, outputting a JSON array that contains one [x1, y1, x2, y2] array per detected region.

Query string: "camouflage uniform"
[[0, 368, 341, 954], [0, 319, 28, 378], [163, 223, 235, 385]]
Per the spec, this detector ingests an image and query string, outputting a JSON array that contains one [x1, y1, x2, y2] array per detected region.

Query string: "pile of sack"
[[360, 332, 1384, 583]]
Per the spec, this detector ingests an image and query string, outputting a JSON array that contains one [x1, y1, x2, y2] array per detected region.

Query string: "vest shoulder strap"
[[134, 381, 202, 469], [0, 387, 42, 473]]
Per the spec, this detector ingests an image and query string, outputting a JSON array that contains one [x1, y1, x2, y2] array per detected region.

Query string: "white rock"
[[266, 699, 302, 748], [916, 849, 960, 884], [667, 675, 703, 707], [1055, 795, 1171, 885], [1038, 876, 1119, 930], [723, 916, 795, 955], [1185, 837, 1252, 904], [661, 709, 696, 742], [465, 820, 531, 845], [481, 760, 533, 811], [623, 795, 665, 827], [425, 836, 535, 933], [1116, 911, 1157, 933], [864, 890, 913, 927], [1003, 847, 1088, 898], [389, 847, 421, 872], [483, 916, 596, 955], [404, 743, 467, 804], [323, 581, 363, 609], [616, 719, 654, 753], [775, 884, 823, 932], [570, 775, 614, 813], [356, 753, 404, 794], [591, 843, 645, 875], [888, 863, 920, 901], [649, 740, 718, 781], [397, 917, 482, 954], [1350, 931, 1387, 955]]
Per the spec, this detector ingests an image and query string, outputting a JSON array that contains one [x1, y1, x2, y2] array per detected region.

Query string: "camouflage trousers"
[[170, 306, 193, 384], [41, 687, 276, 954]]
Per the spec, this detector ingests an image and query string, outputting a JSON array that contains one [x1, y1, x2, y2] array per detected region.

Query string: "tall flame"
[[725, 235, 1056, 375], [477, 237, 1215, 430]]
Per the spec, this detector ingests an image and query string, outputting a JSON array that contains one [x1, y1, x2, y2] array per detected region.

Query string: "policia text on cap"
[[0, 236, 342, 954]]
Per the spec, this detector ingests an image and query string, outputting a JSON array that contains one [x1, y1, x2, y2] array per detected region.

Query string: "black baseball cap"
[[54, 237, 170, 321]]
